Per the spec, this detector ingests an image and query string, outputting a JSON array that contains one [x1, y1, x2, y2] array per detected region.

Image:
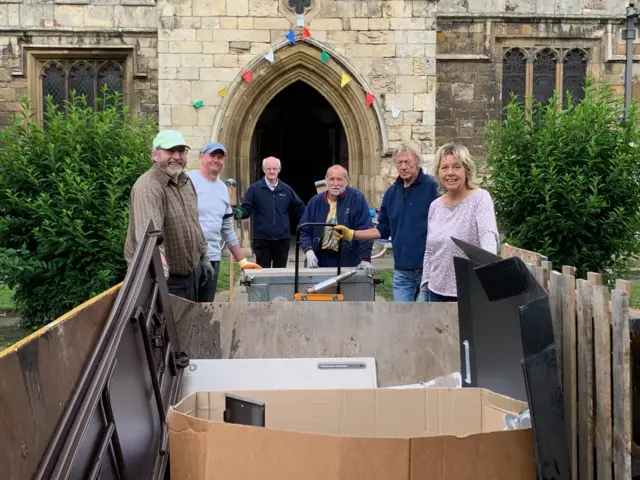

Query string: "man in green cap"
[[124, 129, 214, 302]]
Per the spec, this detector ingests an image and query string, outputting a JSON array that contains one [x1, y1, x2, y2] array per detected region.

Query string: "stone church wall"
[[0, 0, 159, 128], [157, 0, 439, 186]]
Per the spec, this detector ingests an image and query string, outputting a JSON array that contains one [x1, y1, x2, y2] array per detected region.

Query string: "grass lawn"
[[0, 285, 15, 312], [217, 259, 241, 292], [376, 269, 394, 301], [631, 284, 640, 310]]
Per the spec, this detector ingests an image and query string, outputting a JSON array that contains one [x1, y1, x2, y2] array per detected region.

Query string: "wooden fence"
[[501, 244, 635, 480]]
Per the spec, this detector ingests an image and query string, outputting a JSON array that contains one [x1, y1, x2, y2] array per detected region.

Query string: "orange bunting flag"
[[366, 93, 375, 107], [302, 27, 311, 40], [242, 70, 252, 83]]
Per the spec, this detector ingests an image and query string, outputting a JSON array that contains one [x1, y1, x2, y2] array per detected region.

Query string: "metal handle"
[[463, 340, 471, 385], [295, 222, 343, 296]]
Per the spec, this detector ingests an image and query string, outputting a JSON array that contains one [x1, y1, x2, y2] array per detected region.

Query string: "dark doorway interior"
[[250, 81, 348, 208]]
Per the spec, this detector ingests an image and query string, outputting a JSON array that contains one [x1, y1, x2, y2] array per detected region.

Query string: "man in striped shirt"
[[124, 130, 214, 302]]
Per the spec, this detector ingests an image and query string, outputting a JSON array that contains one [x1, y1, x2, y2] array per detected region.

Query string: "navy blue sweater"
[[239, 178, 306, 240], [377, 170, 440, 270], [298, 188, 373, 268]]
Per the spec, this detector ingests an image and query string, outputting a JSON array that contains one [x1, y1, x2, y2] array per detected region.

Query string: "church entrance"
[[249, 81, 348, 206]]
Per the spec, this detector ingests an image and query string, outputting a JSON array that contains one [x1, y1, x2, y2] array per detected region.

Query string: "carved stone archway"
[[212, 39, 388, 208]]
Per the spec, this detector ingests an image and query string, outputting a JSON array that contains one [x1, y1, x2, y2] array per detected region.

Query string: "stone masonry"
[[0, 0, 159, 127], [435, 0, 634, 160], [157, 0, 438, 184]]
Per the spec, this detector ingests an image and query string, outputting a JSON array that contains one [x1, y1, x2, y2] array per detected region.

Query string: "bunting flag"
[[285, 30, 296, 44], [264, 49, 275, 63], [366, 93, 375, 107], [302, 27, 311, 40], [340, 73, 352, 88], [218, 87, 227, 97], [242, 70, 252, 83], [320, 50, 330, 63], [192, 99, 204, 109], [392, 108, 401, 118], [296, 14, 304, 27]]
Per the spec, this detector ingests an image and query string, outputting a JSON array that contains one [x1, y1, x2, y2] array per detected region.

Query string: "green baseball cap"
[[152, 130, 190, 150]]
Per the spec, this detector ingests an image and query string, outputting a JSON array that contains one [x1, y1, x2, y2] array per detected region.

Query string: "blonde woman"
[[417, 143, 499, 302]]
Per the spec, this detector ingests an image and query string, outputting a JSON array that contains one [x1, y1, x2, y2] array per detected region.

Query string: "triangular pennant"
[[392, 108, 401, 118], [242, 70, 252, 83], [218, 87, 227, 97], [366, 93, 375, 107], [264, 49, 274, 63], [302, 27, 311, 40], [340, 73, 352, 88], [285, 30, 296, 44], [192, 99, 204, 109], [296, 14, 304, 27], [320, 50, 330, 63]]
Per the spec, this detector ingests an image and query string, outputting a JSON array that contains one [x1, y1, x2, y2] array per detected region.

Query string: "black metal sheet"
[[519, 296, 555, 359], [35, 221, 188, 480], [522, 344, 571, 480]]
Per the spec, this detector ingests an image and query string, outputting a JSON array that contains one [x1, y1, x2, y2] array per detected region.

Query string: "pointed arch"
[[211, 38, 388, 203]]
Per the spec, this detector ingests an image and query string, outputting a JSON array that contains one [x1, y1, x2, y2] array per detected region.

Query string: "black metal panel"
[[35, 222, 188, 480], [522, 345, 571, 480], [452, 238, 548, 401]]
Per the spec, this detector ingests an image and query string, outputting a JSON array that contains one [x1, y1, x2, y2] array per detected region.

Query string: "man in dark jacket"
[[299, 165, 375, 275], [234, 156, 306, 268], [333, 143, 439, 300]]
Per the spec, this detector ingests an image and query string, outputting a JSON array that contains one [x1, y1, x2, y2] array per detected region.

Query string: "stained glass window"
[[40, 59, 124, 112], [41, 62, 65, 112], [563, 49, 587, 108], [533, 49, 558, 106], [502, 49, 527, 111]]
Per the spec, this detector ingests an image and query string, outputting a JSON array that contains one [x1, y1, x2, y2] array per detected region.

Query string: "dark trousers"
[[427, 289, 457, 303], [167, 271, 198, 302], [197, 261, 221, 302], [252, 238, 290, 268]]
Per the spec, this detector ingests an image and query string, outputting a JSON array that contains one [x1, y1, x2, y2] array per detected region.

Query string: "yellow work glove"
[[332, 225, 355, 242], [237, 258, 262, 269]]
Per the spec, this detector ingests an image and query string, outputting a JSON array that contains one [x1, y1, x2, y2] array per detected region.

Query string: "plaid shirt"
[[125, 165, 206, 275]]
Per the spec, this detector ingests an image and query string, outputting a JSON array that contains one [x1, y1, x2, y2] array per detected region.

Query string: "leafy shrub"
[[483, 79, 640, 284], [0, 90, 156, 329]]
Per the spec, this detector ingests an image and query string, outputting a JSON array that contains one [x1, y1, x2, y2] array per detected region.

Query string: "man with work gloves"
[[298, 165, 375, 276]]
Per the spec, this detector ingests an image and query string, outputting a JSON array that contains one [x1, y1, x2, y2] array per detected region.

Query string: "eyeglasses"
[[162, 147, 188, 156]]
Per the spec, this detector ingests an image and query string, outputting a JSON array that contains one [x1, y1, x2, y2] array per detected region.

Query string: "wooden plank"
[[576, 279, 594, 480], [500, 243, 543, 266], [592, 284, 613, 480], [530, 264, 545, 288], [587, 272, 603, 286], [616, 279, 632, 305], [612, 289, 632, 480], [542, 260, 552, 291], [563, 265, 577, 277], [549, 271, 564, 385], [561, 271, 578, 480]]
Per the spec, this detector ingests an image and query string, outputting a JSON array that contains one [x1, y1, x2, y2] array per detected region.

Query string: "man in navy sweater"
[[299, 165, 375, 275], [333, 143, 439, 301], [234, 156, 306, 268]]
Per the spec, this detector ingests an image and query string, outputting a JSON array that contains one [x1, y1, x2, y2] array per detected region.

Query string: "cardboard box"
[[167, 388, 536, 480]]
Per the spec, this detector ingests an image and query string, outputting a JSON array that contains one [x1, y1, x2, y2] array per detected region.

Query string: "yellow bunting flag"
[[340, 73, 352, 88], [218, 87, 228, 97]]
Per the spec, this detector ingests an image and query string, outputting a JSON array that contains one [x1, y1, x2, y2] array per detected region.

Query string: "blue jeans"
[[392, 268, 423, 302], [427, 289, 457, 303]]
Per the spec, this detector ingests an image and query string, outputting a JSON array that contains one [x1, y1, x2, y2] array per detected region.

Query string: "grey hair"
[[262, 156, 281, 168], [392, 142, 422, 166], [433, 142, 477, 193], [325, 164, 349, 182]]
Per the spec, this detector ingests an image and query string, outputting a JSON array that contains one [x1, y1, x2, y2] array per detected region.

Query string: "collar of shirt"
[[264, 178, 278, 191]]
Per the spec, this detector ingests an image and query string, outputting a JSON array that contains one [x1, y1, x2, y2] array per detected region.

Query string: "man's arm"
[[353, 193, 374, 260], [220, 215, 241, 258], [342, 189, 392, 241], [297, 198, 315, 252], [130, 184, 167, 260], [236, 185, 255, 219], [289, 187, 306, 221]]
